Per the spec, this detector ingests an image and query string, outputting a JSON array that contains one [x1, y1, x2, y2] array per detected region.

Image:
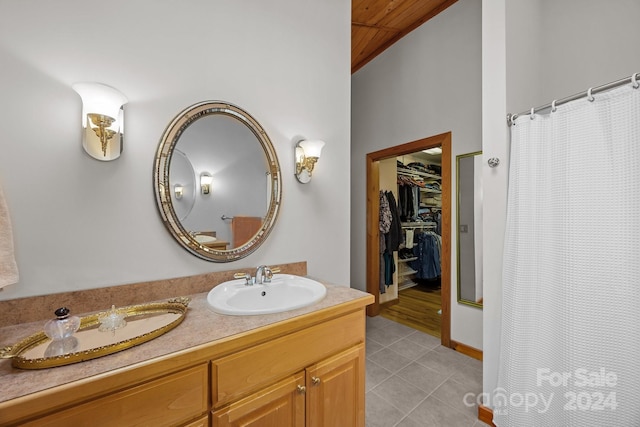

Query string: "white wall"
[[483, 0, 640, 406], [0, 0, 351, 300], [351, 0, 483, 350], [481, 0, 509, 407]]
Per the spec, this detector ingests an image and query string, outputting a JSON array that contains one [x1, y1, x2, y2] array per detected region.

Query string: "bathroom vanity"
[[0, 284, 373, 426]]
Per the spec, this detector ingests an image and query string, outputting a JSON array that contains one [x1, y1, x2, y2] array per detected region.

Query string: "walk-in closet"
[[378, 147, 443, 337]]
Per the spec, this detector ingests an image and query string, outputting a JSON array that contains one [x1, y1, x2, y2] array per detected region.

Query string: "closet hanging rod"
[[507, 72, 640, 126]]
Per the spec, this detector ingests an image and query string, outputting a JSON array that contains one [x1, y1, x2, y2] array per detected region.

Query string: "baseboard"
[[379, 298, 400, 309], [450, 340, 482, 361], [478, 404, 495, 426]]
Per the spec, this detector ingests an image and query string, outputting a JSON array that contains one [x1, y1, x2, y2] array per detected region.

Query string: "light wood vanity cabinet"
[[213, 345, 364, 427], [211, 310, 366, 426], [1, 298, 371, 427]]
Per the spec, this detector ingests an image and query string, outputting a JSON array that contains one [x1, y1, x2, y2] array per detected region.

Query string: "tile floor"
[[366, 315, 485, 427]]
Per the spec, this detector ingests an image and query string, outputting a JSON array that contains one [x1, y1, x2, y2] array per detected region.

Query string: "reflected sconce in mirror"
[[295, 139, 325, 184], [72, 82, 128, 161], [200, 172, 213, 195], [174, 184, 184, 200]]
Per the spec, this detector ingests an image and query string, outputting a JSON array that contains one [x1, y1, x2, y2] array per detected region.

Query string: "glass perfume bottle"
[[98, 305, 127, 332], [44, 307, 81, 340]]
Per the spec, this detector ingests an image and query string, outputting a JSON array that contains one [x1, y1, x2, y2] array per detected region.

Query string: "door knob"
[[311, 376, 321, 385], [297, 385, 306, 393]]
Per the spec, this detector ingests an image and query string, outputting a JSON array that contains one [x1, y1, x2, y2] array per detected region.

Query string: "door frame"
[[365, 132, 451, 347]]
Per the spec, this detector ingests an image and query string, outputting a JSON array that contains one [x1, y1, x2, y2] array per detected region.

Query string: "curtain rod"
[[507, 72, 640, 126]]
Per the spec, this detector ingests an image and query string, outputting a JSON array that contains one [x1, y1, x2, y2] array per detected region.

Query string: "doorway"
[[366, 132, 451, 347]]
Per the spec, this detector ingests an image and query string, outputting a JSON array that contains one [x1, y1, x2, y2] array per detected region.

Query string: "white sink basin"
[[194, 234, 217, 244], [207, 274, 327, 315]]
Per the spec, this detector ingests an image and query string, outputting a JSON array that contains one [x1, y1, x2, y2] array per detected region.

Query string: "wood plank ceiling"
[[352, 0, 459, 73]]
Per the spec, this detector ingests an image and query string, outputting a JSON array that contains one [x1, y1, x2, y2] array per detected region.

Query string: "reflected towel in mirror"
[[0, 183, 18, 288], [231, 216, 262, 248]]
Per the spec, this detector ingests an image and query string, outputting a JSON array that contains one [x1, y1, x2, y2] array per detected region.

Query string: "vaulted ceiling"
[[352, 0, 459, 73]]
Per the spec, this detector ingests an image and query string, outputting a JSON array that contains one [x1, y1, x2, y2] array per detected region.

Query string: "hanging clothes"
[[379, 191, 391, 293], [397, 184, 414, 221], [385, 191, 402, 252], [412, 186, 420, 221], [410, 231, 441, 280], [379, 190, 392, 245], [378, 191, 402, 293]]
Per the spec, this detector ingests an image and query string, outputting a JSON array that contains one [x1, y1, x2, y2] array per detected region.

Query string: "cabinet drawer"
[[23, 363, 209, 427], [212, 310, 365, 407], [212, 372, 305, 427]]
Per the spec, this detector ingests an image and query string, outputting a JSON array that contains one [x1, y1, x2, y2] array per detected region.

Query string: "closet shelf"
[[399, 268, 418, 277], [399, 256, 418, 263], [398, 281, 419, 291], [420, 188, 441, 194], [397, 169, 441, 181]]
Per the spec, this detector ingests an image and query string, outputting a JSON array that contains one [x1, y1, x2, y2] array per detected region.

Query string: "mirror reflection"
[[456, 151, 483, 308], [169, 149, 196, 222], [176, 113, 269, 245], [154, 101, 282, 262]]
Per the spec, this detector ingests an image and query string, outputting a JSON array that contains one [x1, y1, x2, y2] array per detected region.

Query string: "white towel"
[[0, 183, 18, 289]]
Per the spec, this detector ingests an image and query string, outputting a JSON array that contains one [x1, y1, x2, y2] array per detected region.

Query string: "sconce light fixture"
[[174, 184, 184, 200], [294, 139, 325, 184], [200, 172, 213, 195], [72, 82, 128, 161]]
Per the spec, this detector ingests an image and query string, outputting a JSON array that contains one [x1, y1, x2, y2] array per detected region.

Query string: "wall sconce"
[[72, 82, 128, 161], [200, 172, 213, 195], [174, 184, 184, 200], [295, 139, 325, 184]]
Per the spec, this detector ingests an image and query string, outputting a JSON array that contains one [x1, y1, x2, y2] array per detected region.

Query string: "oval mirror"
[[154, 101, 282, 262]]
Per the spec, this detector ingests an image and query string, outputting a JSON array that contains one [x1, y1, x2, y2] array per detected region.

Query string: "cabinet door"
[[213, 372, 305, 427], [306, 344, 365, 427]]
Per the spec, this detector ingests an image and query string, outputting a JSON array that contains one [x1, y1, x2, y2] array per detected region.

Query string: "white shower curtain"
[[494, 84, 640, 426]]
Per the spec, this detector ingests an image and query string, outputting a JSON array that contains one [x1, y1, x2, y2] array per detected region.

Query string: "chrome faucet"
[[234, 266, 280, 286], [255, 265, 270, 284]]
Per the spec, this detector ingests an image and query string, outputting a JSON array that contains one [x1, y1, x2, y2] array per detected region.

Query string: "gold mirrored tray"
[[0, 297, 190, 369]]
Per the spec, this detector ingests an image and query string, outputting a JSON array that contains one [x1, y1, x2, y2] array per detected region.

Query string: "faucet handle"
[[264, 267, 280, 283], [233, 272, 253, 285]]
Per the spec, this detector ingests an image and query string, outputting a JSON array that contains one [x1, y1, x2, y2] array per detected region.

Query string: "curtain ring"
[[632, 73, 639, 89], [530, 107, 535, 119], [587, 87, 595, 102], [551, 100, 557, 113]]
